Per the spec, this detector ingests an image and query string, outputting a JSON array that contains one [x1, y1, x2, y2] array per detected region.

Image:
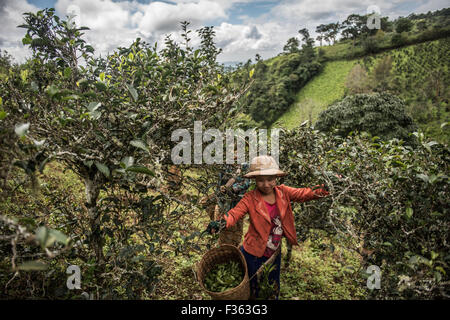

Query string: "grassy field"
[[272, 59, 356, 130]]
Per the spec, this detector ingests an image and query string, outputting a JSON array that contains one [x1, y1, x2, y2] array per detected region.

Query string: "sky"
[[0, 0, 448, 64]]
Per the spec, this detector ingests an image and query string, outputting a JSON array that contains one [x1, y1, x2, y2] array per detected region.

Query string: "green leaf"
[[84, 45, 94, 53], [249, 68, 255, 79], [22, 34, 32, 45], [48, 229, 70, 246], [130, 139, 149, 153], [435, 266, 446, 276], [431, 211, 443, 217], [94, 81, 107, 91], [86, 102, 101, 112], [409, 255, 430, 266], [434, 271, 442, 282], [31, 38, 45, 47], [84, 160, 94, 168], [120, 156, 134, 169], [95, 162, 110, 178], [64, 67, 72, 78], [0, 110, 7, 120], [405, 207, 413, 219], [30, 81, 39, 92], [61, 94, 80, 101], [85, 102, 102, 120], [425, 141, 438, 152], [429, 174, 438, 184], [431, 251, 438, 260], [20, 69, 28, 83], [90, 110, 102, 120], [18, 217, 37, 229], [35, 226, 69, 248], [99, 72, 105, 82], [416, 173, 429, 184], [17, 260, 48, 271], [126, 84, 138, 102], [39, 157, 50, 173], [126, 165, 155, 177], [76, 78, 88, 87], [45, 84, 59, 97], [35, 227, 48, 247]]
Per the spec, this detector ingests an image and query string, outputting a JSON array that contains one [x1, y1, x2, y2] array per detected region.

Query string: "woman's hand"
[[315, 174, 343, 192], [206, 219, 226, 234]]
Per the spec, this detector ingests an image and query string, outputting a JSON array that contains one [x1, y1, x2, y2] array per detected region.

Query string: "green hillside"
[[272, 60, 356, 129], [230, 7, 450, 143], [232, 52, 321, 127], [272, 38, 450, 144]]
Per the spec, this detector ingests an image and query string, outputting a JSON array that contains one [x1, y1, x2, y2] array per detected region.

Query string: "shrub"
[[345, 64, 371, 94], [391, 33, 407, 46], [0, 9, 248, 299], [239, 53, 322, 126], [362, 36, 379, 54], [396, 18, 413, 33], [279, 124, 449, 299], [314, 92, 418, 146]]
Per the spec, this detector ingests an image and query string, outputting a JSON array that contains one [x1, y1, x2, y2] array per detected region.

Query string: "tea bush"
[[279, 123, 449, 299]]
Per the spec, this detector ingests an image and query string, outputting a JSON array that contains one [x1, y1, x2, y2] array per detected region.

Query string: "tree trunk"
[[84, 171, 105, 264]]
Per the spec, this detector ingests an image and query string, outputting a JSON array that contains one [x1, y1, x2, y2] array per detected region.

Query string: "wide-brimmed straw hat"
[[244, 155, 286, 178]]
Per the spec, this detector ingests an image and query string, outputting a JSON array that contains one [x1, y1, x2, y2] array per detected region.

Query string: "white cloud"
[[214, 21, 285, 61], [408, 0, 449, 16], [56, 0, 130, 31], [0, 0, 448, 64], [135, 1, 226, 32], [53, 0, 137, 54], [50, 0, 231, 57], [231, 0, 441, 58], [0, 0, 39, 62]]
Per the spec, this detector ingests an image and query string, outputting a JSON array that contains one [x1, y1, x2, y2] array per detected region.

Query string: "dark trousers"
[[240, 246, 281, 299]]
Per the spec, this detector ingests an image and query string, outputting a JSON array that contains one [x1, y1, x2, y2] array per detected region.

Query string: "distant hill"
[[273, 38, 449, 144], [232, 7, 450, 144]]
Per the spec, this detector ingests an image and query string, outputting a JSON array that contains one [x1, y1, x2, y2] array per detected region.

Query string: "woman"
[[207, 155, 330, 299]]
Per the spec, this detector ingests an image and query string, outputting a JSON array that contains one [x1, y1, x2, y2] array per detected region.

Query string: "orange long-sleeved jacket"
[[223, 184, 329, 257]]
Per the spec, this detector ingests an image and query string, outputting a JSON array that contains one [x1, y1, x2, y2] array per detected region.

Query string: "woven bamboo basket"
[[196, 244, 250, 300]]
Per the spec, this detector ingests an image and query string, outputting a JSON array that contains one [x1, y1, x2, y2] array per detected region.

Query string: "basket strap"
[[248, 246, 281, 282]]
